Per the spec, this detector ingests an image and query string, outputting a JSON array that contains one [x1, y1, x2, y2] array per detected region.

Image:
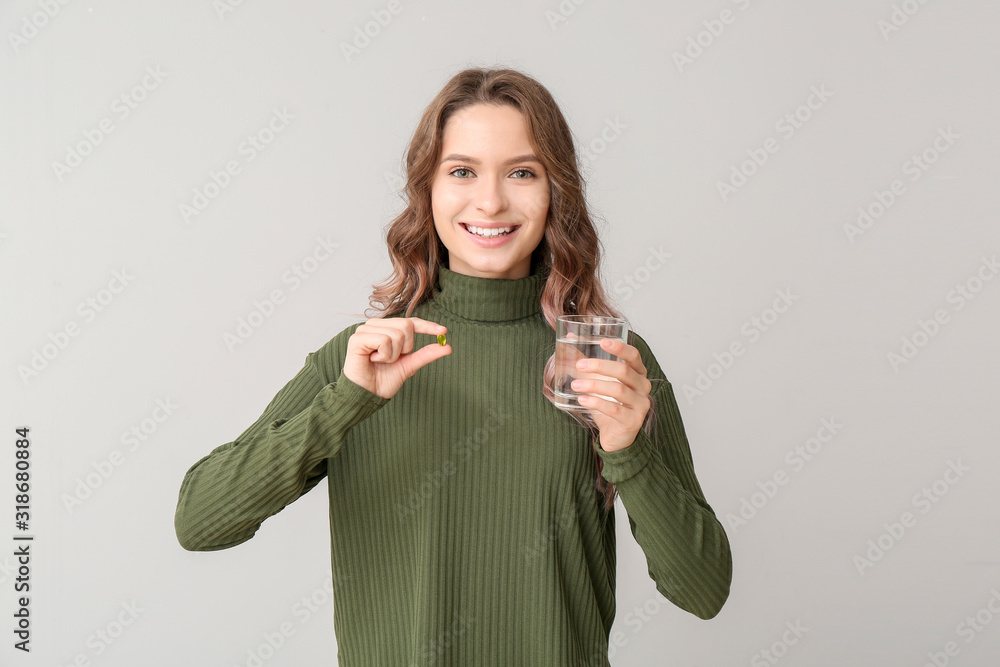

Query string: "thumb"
[[397, 342, 452, 379]]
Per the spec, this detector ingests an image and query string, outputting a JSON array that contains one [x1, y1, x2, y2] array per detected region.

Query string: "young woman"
[[175, 67, 732, 666]]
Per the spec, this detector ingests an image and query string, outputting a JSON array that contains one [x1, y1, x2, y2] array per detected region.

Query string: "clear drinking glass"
[[554, 315, 629, 412]]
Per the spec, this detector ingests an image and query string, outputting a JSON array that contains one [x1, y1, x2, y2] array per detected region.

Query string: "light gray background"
[[3, 1, 999, 665]]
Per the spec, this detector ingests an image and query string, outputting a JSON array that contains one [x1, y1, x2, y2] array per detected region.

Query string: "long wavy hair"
[[365, 66, 656, 511]]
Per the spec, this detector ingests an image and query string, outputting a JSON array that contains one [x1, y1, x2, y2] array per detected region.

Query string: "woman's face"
[[430, 103, 550, 280]]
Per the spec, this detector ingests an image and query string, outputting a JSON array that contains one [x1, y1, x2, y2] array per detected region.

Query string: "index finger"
[[405, 317, 448, 336]]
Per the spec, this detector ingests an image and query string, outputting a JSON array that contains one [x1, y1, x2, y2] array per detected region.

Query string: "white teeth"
[[466, 225, 513, 238]]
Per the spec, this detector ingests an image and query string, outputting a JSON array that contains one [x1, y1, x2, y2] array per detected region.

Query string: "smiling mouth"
[[461, 223, 519, 238]]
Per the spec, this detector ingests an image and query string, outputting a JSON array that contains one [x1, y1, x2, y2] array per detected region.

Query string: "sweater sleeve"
[[594, 332, 733, 619], [174, 345, 389, 552]]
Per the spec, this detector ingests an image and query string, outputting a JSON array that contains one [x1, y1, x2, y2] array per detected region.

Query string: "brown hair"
[[365, 66, 655, 511]]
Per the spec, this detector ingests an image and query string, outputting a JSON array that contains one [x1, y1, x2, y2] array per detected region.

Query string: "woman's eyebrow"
[[439, 153, 541, 166]]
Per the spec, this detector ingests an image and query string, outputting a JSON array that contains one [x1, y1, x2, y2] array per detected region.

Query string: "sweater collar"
[[431, 265, 545, 322]]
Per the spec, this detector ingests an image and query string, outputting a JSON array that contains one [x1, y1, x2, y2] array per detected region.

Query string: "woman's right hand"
[[342, 317, 451, 399]]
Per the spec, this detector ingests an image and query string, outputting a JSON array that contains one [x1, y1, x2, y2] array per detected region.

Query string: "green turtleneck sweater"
[[174, 266, 731, 666]]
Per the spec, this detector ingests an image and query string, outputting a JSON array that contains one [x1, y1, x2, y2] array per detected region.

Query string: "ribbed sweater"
[[174, 266, 732, 666]]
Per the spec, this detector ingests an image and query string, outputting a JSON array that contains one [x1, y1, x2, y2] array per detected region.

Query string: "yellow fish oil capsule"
[[437, 334, 447, 346]]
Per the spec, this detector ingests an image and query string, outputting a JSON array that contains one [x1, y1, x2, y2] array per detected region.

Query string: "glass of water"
[[554, 315, 629, 412]]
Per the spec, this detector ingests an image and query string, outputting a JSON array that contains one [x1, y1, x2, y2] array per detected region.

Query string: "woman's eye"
[[448, 167, 537, 179]]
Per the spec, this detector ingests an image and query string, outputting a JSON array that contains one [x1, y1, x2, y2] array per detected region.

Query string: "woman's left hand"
[[570, 338, 653, 452]]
